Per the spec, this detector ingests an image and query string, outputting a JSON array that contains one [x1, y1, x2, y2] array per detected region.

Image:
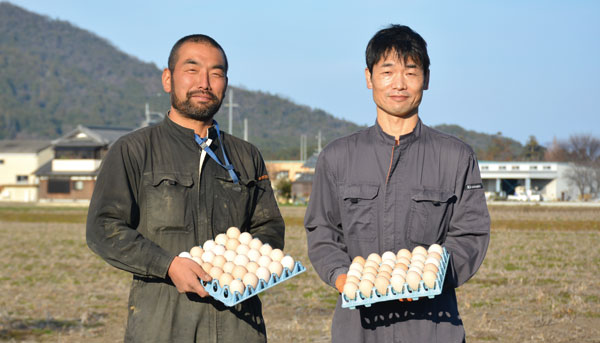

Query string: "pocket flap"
[[341, 184, 379, 200], [152, 172, 194, 187], [411, 189, 455, 203]]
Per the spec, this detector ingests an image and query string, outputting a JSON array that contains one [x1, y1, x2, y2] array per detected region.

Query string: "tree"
[[275, 178, 292, 203], [520, 135, 546, 161], [561, 134, 600, 199]]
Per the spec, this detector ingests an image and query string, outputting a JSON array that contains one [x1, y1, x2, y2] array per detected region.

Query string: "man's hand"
[[168, 256, 212, 297], [335, 274, 347, 293]]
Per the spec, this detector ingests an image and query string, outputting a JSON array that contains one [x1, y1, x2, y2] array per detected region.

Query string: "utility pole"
[[300, 134, 307, 161], [143, 103, 164, 127], [224, 90, 239, 134], [243, 118, 248, 141], [316, 130, 323, 153]]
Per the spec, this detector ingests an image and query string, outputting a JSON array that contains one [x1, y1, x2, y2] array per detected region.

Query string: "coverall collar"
[[164, 113, 220, 146], [373, 117, 422, 147]]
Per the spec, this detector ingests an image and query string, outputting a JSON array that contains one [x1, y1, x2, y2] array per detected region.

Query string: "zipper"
[[385, 140, 399, 184]]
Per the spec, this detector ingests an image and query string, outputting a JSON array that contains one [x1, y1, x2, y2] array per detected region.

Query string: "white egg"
[[259, 244, 273, 257], [218, 272, 233, 287], [190, 246, 203, 258], [225, 238, 240, 251], [406, 271, 421, 291], [268, 261, 283, 277], [247, 249, 261, 262], [349, 262, 363, 273], [410, 260, 425, 271], [234, 254, 250, 267], [223, 250, 236, 262], [379, 264, 393, 274], [236, 244, 250, 256], [249, 238, 263, 250], [391, 268, 407, 278], [179, 251, 192, 259], [212, 255, 226, 268], [374, 276, 390, 296], [390, 274, 405, 293], [428, 244, 443, 255], [222, 261, 235, 274], [427, 251, 442, 261], [245, 261, 259, 274], [280, 255, 295, 271], [347, 269, 362, 280], [364, 260, 380, 270], [242, 272, 259, 289], [343, 282, 358, 300], [361, 272, 376, 284], [201, 262, 213, 274], [425, 257, 440, 267], [257, 255, 272, 268], [270, 248, 284, 262], [422, 270, 437, 289], [366, 253, 382, 264], [191, 256, 203, 265], [229, 278, 245, 295], [232, 265, 248, 279], [423, 264, 439, 274], [411, 254, 426, 264], [358, 279, 374, 298], [212, 244, 226, 256], [201, 251, 215, 263], [209, 266, 223, 279], [255, 266, 271, 281], [202, 240, 217, 252], [396, 249, 412, 260], [381, 251, 396, 261], [226, 226, 241, 239], [381, 259, 396, 269], [377, 271, 391, 281], [362, 266, 378, 277], [238, 232, 253, 245], [412, 246, 427, 256], [214, 233, 228, 246]]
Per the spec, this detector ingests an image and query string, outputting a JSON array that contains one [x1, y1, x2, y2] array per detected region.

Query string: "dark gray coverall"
[[86, 115, 285, 342], [305, 120, 490, 343]]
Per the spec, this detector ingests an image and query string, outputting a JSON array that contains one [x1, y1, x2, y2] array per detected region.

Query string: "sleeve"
[[304, 151, 351, 289], [445, 150, 491, 288], [86, 139, 175, 279], [246, 150, 286, 250]]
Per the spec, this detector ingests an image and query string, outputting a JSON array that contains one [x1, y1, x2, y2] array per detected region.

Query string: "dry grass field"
[[1, 204, 599, 342]]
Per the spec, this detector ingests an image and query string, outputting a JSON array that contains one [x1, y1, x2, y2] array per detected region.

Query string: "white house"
[[0, 140, 53, 202]]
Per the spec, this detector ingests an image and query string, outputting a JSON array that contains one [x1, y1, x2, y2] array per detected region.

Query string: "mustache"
[[187, 90, 218, 101]]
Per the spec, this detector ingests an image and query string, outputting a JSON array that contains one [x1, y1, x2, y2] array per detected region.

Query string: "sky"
[[7, 0, 600, 145]]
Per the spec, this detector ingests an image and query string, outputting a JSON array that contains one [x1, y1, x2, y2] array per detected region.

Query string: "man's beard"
[[171, 88, 223, 122]]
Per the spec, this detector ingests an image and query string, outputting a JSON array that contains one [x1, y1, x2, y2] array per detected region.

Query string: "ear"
[[162, 68, 172, 93], [365, 67, 373, 89], [423, 70, 430, 90]]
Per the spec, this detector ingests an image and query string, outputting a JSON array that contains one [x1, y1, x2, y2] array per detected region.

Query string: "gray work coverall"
[[305, 120, 490, 343], [86, 116, 285, 342]]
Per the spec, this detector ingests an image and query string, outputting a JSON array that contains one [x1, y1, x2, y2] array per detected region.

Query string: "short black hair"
[[365, 25, 430, 75], [168, 34, 228, 73]]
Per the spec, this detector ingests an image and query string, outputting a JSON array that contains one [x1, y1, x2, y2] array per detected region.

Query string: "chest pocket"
[[341, 184, 379, 242], [407, 189, 456, 246], [145, 172, 194, 233], [213, 176, 255, 229]]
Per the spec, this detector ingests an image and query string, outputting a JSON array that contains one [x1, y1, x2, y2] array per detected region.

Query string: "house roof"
[[0, 140, 52, 153], [293, 172, 314, 183], [53, 125, 133, 148], [302, 151, 320, 169]]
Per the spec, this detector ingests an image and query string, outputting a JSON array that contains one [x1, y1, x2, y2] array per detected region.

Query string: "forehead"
[[174, 42, 226, 66], [375, 50, 421, 69]]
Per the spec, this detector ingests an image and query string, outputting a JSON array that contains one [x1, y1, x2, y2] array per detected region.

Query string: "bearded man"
[[86, 34, 285, 343]]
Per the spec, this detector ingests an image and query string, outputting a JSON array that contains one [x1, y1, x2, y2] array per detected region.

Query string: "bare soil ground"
[[0, 204, 598, 342]]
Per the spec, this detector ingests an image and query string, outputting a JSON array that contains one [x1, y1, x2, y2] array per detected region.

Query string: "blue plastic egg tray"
[[201, 261, 306, 307], [341, 248, 450, 309]]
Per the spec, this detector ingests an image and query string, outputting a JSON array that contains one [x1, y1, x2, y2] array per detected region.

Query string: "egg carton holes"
[[201, 261, 306, 307], [341, 248, 450, 309]]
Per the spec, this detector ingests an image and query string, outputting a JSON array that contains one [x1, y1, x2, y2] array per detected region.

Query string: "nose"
[[195, 70, 211, 91], [391, 74, 407, 90]]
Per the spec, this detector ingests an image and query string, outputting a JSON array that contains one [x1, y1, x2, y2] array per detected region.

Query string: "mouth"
[[389, 95, 409, 102], [188, 91, 216, 102]]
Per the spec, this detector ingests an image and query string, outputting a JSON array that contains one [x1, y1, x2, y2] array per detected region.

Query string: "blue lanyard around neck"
[[194, 120, 239, 184]]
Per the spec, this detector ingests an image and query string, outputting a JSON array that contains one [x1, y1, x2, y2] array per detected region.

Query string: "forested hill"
[[0, 2, 526, 160]]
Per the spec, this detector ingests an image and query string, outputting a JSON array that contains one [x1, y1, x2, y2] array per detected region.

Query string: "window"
[[529, 166, 538, 170], [543, 166, 551, 170], [0, 159, 4, 165], [16, 175, 28, 184], [48, 179, 70, 193], [499, 166, 507, 170], [73, 181, 84, 191], [512, 166, 520, 170], [481, 166, 489, 170]]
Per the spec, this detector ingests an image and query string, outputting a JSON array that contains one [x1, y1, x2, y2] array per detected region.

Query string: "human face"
[[365, 53, 429, 120], [162, 42, 228, 122]]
